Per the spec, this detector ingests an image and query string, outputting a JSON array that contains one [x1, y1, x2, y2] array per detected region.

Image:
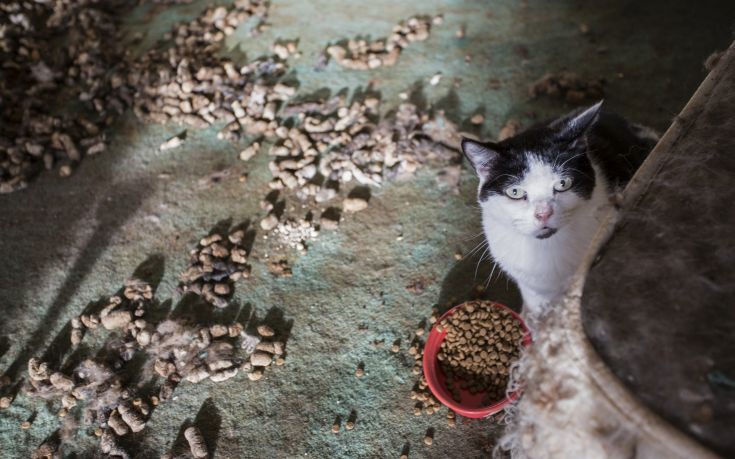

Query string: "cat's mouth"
[[535, 227, 558, 239]]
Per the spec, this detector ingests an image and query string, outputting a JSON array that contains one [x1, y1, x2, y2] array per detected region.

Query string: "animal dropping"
[[185, 426, 209, 458]]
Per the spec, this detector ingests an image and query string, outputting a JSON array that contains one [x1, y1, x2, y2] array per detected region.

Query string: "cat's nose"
[[534, 205, 554, 224]]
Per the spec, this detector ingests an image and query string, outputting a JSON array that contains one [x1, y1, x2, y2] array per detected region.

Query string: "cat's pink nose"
[[534, 206, 553, 223]]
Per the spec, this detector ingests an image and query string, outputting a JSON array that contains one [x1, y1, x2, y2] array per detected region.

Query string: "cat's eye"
[[553, 178, 573, 192], [504, 186, 527, 200]]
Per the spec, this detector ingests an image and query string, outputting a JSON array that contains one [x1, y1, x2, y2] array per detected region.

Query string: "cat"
[[461, 101, 658, 318]]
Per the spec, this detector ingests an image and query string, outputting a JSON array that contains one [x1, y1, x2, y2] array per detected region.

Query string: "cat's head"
[[461, 102, 602, 239]]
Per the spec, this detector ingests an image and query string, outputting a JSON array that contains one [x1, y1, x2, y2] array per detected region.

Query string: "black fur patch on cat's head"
[[462, 102, 602, 202]]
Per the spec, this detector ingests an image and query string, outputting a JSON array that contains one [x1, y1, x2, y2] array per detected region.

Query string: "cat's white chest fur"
[[481, 162, 612, 317]]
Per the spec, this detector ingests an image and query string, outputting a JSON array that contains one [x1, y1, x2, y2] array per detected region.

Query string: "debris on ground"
[[272, 214, 320, 251], [269, 95, 462, 209], [343, 197, 369, 213], [267, 259, 293, 277], [179, 227, 252, 308], [528, 71, 605, 104], [71, 277, 154, 348], [149, 319, 246, 386], [406, 309, 443, 416], [0, 0, 273, 193], [239, 142, 261, 162], [266, 94, 383, 197], [132, 0, 285, 144], [424, 428, 434, 445], [497, 119, 522, 141], [326, 16, 439, 70], [32, 433, 61, 459], [2, 2, 529, 456], [185, 426, 209, 458], [159, 132, 187, 151], [319, 208, 341, 230], [24, 268, 288, 457], [447, 410, 456, 427], [0, 0, 132, 192], [273, 39, 300, 60]]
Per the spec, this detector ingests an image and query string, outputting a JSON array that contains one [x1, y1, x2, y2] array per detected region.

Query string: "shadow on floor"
[[437, 242, 522, 316]]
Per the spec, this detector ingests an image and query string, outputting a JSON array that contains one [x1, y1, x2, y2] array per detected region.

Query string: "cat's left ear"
[[461, 137, 500, 176], [553, 100, 603, 143]]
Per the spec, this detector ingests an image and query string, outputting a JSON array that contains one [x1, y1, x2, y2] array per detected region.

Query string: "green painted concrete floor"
[[1, 0, 733, 457]]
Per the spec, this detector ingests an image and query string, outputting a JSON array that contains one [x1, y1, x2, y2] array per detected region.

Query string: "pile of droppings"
[[131, 0, 289, 142], [150, 319, 244, 389], [249, 91, 463, 267], [326, 15, 441, 70], [266, 93, 384, 196], [268, 96, 462, 199], [178, 228, 252, 308], [529, 71, 605, 104], [0, 1, 464, 292], [70, 277, 154, 347], [436, 301, 524, 404], [0, 0, 133, 192], [22, 268, 288, 457], [183, 425, 208, 458], [0, 0, 275, 193]]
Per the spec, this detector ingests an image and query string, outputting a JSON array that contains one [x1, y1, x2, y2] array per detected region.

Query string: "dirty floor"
[[1, 0, 733, 457]]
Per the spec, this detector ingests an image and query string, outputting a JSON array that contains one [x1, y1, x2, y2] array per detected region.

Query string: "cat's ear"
[[461, 137, 500, 176], [553, 100, 603, 142]]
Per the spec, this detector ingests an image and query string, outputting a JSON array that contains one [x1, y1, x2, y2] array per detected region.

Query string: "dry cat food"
[[406, 308, 443, 417], [436, 301, 524, 404]]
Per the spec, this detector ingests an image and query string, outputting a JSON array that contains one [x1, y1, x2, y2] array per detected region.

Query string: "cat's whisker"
[[464, 238, 489, 261], [474, 245, 491, 280], [555, 152, 585, 170], [462, 231, 486, 242], [564, 167, 594, 180], [484, 260, 499, 290], [453, 239, 489, 273]]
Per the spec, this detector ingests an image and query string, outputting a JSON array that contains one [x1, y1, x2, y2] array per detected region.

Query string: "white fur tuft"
[[493, 304, 670, 459]]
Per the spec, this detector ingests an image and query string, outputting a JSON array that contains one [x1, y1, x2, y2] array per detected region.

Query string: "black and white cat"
[[462, 101, 657, 317]]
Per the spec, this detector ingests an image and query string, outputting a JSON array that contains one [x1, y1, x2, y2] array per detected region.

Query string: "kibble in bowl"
[[423, 300, 531, 418]]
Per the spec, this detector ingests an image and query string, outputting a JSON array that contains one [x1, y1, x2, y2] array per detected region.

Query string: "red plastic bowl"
[[423, 301, 532, 418]]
